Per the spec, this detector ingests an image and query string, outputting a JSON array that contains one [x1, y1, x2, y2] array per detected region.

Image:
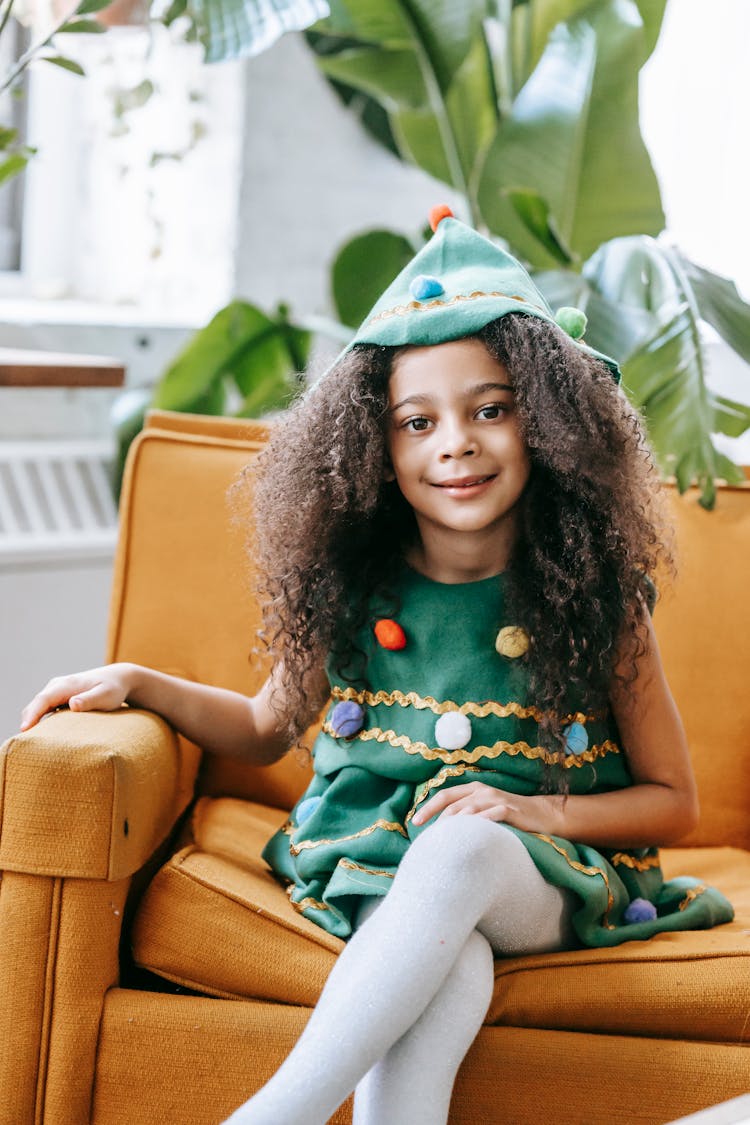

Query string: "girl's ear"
[[383, 456, 396, 483]]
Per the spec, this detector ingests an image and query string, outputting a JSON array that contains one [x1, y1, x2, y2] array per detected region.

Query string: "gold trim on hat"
[[322, 721, 620, 768], [330, 685, 598, 726], [365, 289, 547, 326]]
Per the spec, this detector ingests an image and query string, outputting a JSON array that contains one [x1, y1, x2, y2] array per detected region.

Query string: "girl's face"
[[386, 337, 531, 574]]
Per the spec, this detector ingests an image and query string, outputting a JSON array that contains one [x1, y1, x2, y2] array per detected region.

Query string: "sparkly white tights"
[[222, 816, 574, 1125]]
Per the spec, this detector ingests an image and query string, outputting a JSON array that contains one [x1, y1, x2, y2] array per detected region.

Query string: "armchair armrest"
[[0, 708, 201, 880]]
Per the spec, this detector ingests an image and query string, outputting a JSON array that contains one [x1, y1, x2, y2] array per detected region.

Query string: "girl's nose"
[[439, 425, 477, 460]]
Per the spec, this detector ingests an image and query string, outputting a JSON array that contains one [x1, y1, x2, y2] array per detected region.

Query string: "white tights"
[[223, 816, 575, 1125]]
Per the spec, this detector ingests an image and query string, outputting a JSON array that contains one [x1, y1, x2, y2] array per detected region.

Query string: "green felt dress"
[[263, 568, 733, 943]]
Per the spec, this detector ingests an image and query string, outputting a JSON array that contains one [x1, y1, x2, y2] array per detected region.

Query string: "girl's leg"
[[351, 926, 494, 1125], [223, 817, 573, 1125]]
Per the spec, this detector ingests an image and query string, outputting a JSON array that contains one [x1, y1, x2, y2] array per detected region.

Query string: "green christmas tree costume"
[[264, 566, 734, 944]]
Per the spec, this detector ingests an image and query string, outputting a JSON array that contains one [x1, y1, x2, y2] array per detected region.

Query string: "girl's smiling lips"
[[431, 474, 497, 494]]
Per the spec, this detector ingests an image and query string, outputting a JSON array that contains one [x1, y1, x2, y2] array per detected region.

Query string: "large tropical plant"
[[309, 0, 750, 507]]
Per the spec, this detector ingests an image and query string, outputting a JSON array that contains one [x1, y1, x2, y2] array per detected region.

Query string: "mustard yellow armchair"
[[2, 410, 749, 1125]]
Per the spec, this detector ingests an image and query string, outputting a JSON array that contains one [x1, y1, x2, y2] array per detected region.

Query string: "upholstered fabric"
[[132, 796, 748, 1044], [90, 990, 750, 1125], [0, 708, 198, 879], [656, 484, 750, 849]]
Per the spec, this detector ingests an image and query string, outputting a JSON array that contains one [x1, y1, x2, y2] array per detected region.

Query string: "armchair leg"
[[0, 872, 129, 1125]]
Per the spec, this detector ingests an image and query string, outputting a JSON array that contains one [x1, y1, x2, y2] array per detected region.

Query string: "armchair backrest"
[[110, 411, 750, 847]]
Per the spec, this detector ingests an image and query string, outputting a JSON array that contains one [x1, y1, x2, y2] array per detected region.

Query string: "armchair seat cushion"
[[132, 797, 749, 1042]]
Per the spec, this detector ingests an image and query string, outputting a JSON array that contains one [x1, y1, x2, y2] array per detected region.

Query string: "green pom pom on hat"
[[345, 206, 621, 382], [554, 306, 588, 340]]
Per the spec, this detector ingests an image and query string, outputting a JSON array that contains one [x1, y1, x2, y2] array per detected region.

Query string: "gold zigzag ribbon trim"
[[289, 818, 408, 856], [323, 721, 620, 769], [531, 832, 616, 929], [339, 859, 396, 880], [366, 290, 547, 326], [678, 885, 706, 911], [330, 685, 598, 726], [610, 851, 661, 872], [405, 764, 483, 823], [286, 885, 333, 915]]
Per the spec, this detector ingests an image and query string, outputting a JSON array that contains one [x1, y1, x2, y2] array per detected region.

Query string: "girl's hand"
[[19, 663, 137, 731], [411, 782, 546, 832]]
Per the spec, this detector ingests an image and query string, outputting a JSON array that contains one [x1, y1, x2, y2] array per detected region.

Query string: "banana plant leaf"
[[507, 0, 666, 90], [316, 0, 496, 214], [678, 256, 750, 365], [566, 236, 750, 508], [188, 0, 330, 62], [479, 0, 664, 267]]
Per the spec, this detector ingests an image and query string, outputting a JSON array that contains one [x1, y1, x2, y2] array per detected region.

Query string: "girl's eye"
[[404, 416, 432, 432], [476, 403, 507, 420]]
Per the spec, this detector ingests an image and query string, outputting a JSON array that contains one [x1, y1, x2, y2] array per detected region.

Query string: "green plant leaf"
[[444, 25, 497, 185], [400, 0, 488, 93], [0, 126, 18, 149], [678, 254, 750, 364], [713, 451, 747, 486], [331, 228, 415, 327], [321, 0, 413, 47], [535, 265, 657, 362], [75, 0, 112, 13], [190, 0, 330, 63], [620, 305, 741, 509], [505, 189, 575, 266], [581, 236, 746, 507], [153, 301, 306, 417], [162, 0, 188, 23], [316, 0, 491, 213], [56, 17, 106, 31], [317, 46, 427, 109], [478, 1, 664, 266], [0, 152, 28, 184], [509, 0, 599, 93], [712, 395, 750, 439], [632, 0, 668, 59], [41, 56, 86, 75]]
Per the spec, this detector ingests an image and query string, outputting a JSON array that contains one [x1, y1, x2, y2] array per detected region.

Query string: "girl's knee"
[[406, 814, 524, 878]]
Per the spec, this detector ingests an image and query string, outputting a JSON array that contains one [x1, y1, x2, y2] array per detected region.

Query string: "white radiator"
[[0, 440, 118, 742], [0, 440, 117, 562]]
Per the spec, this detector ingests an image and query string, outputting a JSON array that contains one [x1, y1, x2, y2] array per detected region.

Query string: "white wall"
[[233, 32, 459, 320]]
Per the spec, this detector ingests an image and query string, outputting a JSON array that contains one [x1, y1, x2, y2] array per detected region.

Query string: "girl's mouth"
[[432, 474, 496, 495]]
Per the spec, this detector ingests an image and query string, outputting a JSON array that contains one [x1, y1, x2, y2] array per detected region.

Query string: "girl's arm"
[[19, 662, 303, 767], [413, 609, 701, 849]]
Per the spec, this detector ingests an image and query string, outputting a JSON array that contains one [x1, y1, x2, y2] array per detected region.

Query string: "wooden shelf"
[[0, 347, 126, 388]]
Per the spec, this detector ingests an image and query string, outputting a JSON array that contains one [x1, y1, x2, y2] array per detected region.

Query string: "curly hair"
[[240, 314, 672, 786]]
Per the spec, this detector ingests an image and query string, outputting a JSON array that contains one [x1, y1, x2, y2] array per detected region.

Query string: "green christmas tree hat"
[[344, 205, 621, 382]]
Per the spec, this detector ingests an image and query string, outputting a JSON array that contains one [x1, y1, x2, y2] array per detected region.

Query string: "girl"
[[20, 207, 733, 1125]]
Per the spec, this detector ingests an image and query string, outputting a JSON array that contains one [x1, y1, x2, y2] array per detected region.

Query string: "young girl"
[[21, 207, 733, 1125]]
